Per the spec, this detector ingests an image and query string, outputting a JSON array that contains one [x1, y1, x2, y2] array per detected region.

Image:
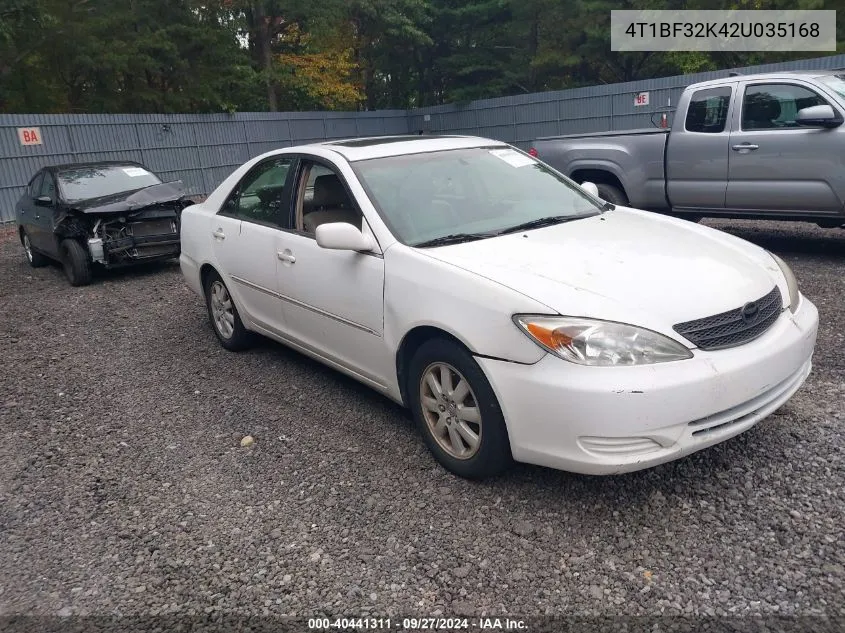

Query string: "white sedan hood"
[[419, 209, 785, 341]]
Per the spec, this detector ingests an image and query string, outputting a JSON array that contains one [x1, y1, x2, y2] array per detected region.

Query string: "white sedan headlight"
[[513, 315, 693, 366], [769, 252, 799, 313]]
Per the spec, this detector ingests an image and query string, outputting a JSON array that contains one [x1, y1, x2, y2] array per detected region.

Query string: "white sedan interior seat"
[[303, 174, 360, 233]]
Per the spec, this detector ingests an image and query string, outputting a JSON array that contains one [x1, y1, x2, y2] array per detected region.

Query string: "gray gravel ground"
[[0, 219, 843, 623]]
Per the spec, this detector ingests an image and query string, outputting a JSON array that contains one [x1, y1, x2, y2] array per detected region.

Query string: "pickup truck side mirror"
[[795, 104, 843, 128]]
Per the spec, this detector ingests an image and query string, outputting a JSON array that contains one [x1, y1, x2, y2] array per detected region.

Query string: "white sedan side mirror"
[[315, 222, 375, 252], [581, 181, 600, 198]]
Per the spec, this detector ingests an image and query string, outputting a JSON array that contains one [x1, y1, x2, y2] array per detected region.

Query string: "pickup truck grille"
[[673, 286, 782, 351]]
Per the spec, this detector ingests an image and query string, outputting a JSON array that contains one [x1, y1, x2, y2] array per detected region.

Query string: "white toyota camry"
[[179, 135, 818, 479]]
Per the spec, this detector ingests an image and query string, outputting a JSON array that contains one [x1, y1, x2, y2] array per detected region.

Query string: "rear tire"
[[60, 239, 92, 286], [203, 271, 253, 351], [408, 338, 513, 479], [595, 183, 628, 206], [22, 231, 49, 268]]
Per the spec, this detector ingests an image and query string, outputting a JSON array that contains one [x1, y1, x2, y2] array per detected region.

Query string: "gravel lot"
[[0, 219, 843, 622]]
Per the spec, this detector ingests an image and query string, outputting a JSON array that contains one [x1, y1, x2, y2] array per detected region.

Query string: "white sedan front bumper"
[[477, 295, 819, 475]]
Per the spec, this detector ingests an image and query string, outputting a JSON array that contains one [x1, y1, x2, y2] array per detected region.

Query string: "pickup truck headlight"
[[513, 315, 693, 366], [769, 252, 799, 313]]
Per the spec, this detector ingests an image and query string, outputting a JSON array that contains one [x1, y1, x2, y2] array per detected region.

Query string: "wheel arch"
[[570, 167, 627, 198], [395, 325, 477, 407], [199, 262, 219, 290]]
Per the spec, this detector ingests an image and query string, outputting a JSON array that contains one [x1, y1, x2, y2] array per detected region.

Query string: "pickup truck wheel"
[[60, 239, 92, 286], [22, 232, 49, 268], [595, 183, 628, 206]]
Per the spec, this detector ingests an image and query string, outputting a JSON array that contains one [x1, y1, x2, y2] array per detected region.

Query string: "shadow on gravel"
[[706, 222, 845, 259], [16, 256, 178, 284]]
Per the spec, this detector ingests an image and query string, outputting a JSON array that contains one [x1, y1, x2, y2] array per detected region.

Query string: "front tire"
[[22, 231, 49, 268], [595, 183, 628, 206], [203, 272, 253, 351], [408, 338, 513, 479], [60, 239, 92, 286]]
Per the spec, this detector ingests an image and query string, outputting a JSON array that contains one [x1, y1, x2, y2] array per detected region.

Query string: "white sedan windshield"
[[352, 146, 603, 246]]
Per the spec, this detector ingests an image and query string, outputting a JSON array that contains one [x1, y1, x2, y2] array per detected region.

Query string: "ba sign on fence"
[[634, 92, 650, 107], [17, 127, 43, 145]]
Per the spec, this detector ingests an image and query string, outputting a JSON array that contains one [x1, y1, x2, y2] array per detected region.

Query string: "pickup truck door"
[[726, 81, 845, 215], [666, 85, 734, 211]]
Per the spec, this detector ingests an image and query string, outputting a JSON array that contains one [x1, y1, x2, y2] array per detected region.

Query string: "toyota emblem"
[[740, 301, 759, 323]]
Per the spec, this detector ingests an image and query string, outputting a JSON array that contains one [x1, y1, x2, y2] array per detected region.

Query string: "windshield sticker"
[[123, 167, 150, 177], [488, 148, 535, 168]]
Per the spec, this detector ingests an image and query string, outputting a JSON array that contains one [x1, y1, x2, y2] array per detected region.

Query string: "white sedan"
[[179, 135, 818, 479]]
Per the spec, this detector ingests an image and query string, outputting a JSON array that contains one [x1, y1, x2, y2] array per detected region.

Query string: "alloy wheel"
[[23, 234, 33, 263], [419, 362, 482, 460], [210, 280, 235, 339]]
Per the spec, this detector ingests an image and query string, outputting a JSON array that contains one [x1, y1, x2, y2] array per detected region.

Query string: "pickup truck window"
[[685, 87, 731, 133], [741, 84, 829, 130]]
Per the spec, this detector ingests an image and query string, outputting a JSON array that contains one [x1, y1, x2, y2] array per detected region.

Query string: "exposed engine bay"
[[54, 181, 192, 268], [87, 208, 181, 265]]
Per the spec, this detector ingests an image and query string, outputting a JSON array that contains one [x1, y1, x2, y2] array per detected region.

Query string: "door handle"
[[277, 251, 296, 264], [212, 228, 226, 240], [731, 143, 759, 151]]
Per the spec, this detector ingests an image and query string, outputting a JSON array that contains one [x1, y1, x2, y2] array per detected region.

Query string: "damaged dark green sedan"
[[15, 161, 194, 286]]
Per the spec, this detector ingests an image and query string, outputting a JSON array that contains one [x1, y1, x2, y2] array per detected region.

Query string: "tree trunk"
[[252, 2, 278, 111]]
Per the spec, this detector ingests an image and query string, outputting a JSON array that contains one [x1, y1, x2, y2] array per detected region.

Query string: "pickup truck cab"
[[530, 71, 845, 227]]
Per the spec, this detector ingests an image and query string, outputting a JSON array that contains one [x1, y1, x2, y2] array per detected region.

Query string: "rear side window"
[[685, 87, 732, 133], [741, 84, 829, 130]]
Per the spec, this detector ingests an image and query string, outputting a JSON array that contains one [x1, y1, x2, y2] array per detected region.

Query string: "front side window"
[[39, 173, 56, 202], [353, 146, 603, 246], [685, 87, 732, 133], [28, 173, 44, 198], [57, 165, 161, 202], [223, 157, 293, 226], [294, 161, 361, 236], [742, 84, 829, 130]]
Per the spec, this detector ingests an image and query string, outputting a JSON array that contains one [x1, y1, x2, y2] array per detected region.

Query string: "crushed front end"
[[88, 208, 181, 267], [56, 181, 192, 268]]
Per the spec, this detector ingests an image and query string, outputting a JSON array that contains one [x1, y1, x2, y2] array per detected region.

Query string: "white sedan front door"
[[273, 159, 389, 387]]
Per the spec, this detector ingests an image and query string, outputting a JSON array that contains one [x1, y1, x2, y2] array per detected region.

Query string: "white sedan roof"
[[308, 135, 509, 162]]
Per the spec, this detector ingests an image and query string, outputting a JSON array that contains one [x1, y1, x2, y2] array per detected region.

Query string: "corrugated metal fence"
[[0, 111, 408, 223], [3, 53, 845, 223]]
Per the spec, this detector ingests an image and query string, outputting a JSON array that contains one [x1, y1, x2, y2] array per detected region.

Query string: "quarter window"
[[742, 84, 830, 130], [685, 87, 732, 133]]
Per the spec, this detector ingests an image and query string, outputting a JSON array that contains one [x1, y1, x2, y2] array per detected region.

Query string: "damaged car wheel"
[[60, 239, 92, 287], [204, 272, 252, 351], [21, 231, 49, 268]]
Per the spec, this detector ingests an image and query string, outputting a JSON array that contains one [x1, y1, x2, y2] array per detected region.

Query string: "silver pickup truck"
[[530, 71, 845, 227]]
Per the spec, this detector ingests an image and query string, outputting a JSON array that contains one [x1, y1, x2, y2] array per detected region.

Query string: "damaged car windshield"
[[58, 165, 162, 202]]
